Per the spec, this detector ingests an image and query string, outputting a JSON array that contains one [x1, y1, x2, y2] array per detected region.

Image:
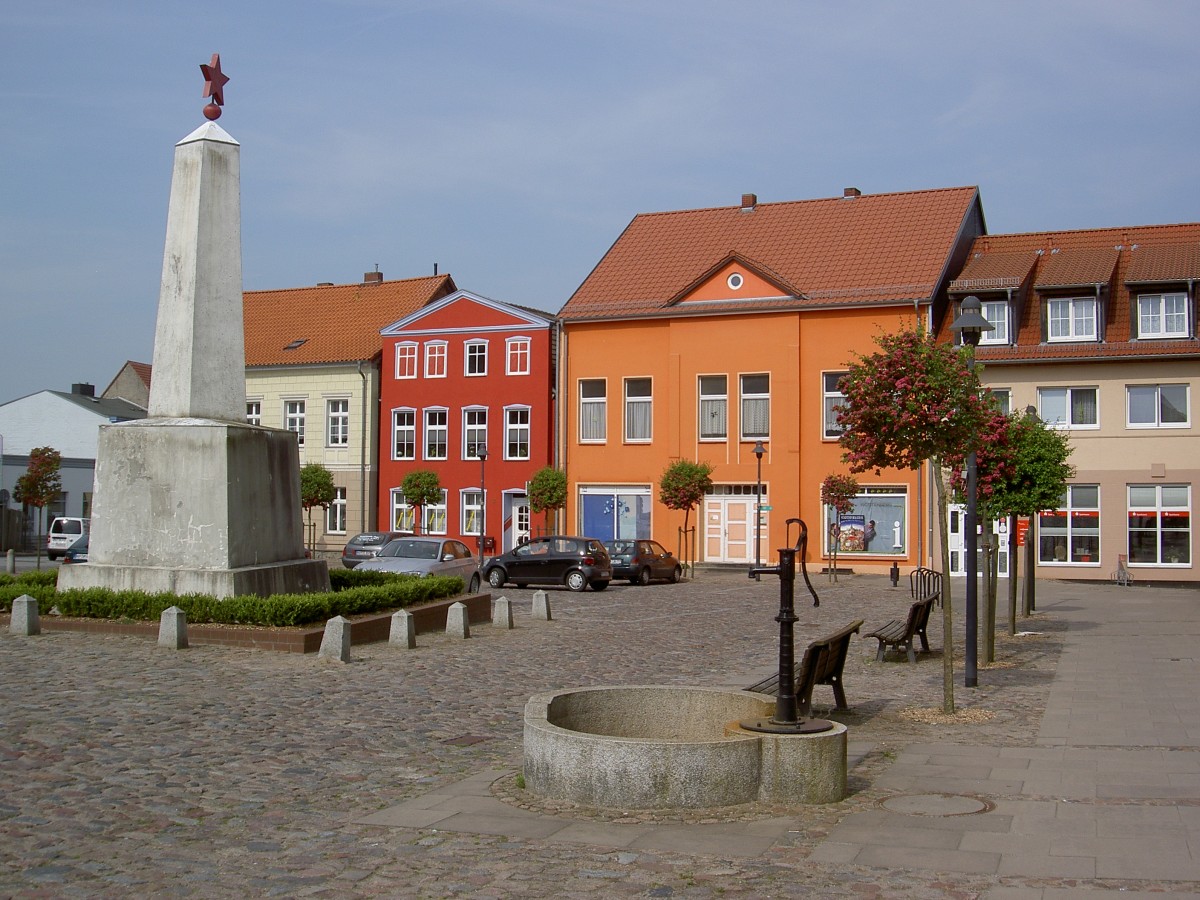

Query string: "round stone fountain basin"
[[523, 685, 846, 809]]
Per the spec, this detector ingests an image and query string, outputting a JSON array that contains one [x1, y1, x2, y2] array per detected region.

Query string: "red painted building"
[[378, 290, 556, 553]]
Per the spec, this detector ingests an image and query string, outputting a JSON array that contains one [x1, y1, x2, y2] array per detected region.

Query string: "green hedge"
[[0, 569, 463, 626]]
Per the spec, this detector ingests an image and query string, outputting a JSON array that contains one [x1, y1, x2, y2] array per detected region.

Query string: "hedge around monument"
[[0, 568, 464, 627]]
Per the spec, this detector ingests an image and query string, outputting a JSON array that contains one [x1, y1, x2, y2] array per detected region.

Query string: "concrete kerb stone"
[[531, 589, 552, 621], [10, 595, 40, 636], [157, 606, 188, 649], [447, 601, 470, 639], [318, 615, 351, 662], [492, 596, 514, 629], [389, 609, 416, 649]]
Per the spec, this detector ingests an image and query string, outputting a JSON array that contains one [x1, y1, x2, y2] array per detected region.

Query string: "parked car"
[[356, 536, 481, 589], [62, 534, 89, 564], [482, 536, 612, 592], [341, 531, 410, 568], [605, 539, 682, 585], [47, 516, 89, 560]]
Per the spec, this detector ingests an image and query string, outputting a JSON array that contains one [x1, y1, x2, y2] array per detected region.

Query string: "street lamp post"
[[752, 440, 765, 581], [477, 447, 488, 571], [950, 295, 994, 689]]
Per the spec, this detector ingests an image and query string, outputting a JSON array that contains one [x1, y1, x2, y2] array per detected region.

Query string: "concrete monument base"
[[57, 418, 329, 599]]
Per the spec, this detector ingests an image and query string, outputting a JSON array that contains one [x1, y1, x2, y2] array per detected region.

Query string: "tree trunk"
[[932, 461, 955, 714]]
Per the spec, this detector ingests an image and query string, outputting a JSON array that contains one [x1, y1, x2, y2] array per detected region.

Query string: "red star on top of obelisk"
[[200, 53, 229, 120]]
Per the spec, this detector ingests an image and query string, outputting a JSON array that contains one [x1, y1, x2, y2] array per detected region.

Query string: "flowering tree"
[[820, 473, 859, 583], [837, 327, 990, 712], [14, 446, 62, 568]]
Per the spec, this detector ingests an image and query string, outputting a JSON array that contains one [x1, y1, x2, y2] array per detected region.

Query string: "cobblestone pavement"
[[0, 568, 1099, 898]]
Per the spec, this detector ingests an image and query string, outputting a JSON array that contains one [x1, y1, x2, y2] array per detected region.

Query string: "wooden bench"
[[866, 595, 935, 663], [746, 619, 864, 716]]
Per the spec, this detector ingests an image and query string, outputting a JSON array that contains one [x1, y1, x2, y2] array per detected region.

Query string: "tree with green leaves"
[[401, 470, 443, 535], [820, 473, 859, 583], [528, 466, 567, 535], [837, 327, 991, 713], [14, 446, 62, 568], [299, 463, 336, 552], [659, 459, 713, 573]]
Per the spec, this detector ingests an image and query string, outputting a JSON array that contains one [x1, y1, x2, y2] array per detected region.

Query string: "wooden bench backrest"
[[800, 619, 864, 686], [907, 596, 934, 636]]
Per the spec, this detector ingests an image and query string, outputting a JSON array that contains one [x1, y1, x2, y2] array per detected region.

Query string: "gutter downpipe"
[[555, 318, 565, 534], [917, 298, 927, 567], [358, 361, 369, 533]]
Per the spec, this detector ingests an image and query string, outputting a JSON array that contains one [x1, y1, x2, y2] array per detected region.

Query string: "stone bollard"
[[446, 601, 470, 639], [389, 609, 416, 649], [318, 615, 352, 662], [531, 589, 552, 621], [158, 606, 189, 649], [10, 595, 40, 635], [492, 596, 514, 630], [5, 549, 14, 574]]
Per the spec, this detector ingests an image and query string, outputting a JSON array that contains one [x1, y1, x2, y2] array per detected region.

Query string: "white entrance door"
[[504, 494, 531, 551], [704, 496, 759, 564]]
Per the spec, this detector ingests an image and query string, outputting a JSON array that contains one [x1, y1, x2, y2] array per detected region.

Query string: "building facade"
[[378, 290, 555, 554]]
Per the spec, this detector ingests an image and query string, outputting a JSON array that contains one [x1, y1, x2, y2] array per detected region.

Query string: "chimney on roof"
[[740, 193, 757, 212], [71, 383, 95, 397], [843, 187, 861, 198], [363, 270, 383, 284]]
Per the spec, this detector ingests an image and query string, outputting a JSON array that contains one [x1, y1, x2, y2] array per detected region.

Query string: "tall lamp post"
[[752, 440, 765, 581], [950, 295, 993, 688], [476, 447, 488, 571]]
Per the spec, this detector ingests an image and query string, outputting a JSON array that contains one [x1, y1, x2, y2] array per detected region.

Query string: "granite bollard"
[[531, 589, 552, 621], [158, 606, 189, 649], [319, 615, 351, 662], [389, 609, 416, 649], [10, 595, 40, 635], [446, 601, 470, 639], [492, 596, 514, 629]]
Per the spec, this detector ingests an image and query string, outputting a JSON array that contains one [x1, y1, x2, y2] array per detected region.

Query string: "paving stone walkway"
[[2, 568, 1197, 897]]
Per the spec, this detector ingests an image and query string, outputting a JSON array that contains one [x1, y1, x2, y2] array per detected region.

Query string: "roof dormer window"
[[1136, 292, 1189, 339], [979, 300, 1010, 345], [1046, 297, 1096, 342]]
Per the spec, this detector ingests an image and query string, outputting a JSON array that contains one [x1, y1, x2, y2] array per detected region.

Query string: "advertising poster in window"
[[825, 487, 907, 555]]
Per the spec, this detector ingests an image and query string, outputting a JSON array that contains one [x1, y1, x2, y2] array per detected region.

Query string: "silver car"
[[356, 536, 480, 588]]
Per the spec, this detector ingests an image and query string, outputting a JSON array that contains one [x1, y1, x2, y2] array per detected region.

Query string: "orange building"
[[556, 187, 985, 573]]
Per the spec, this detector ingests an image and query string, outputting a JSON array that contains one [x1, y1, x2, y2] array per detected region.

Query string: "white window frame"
[[506, 337, 531, 375], [461, 489, 483, 536], [424, 489, 448, 535], [326, 486, 347, 534], [462, 407, 488, 459], [980, 300, 1010, 345], [1128, 484, 1191, 566], [740, 373, 770, 441], [1038, 484, 1101, 565], [505, 406, 531, 460], [395, 342, 418, 379], [424, 341, 448, 379], [392, 408, 416, 460], [1037, 386, 1099, 430], [465, 340, 488, 377], [246, 400, 261, 426], [1127, 384, 1190, 429], [1137, 292, 1189, 339], [579, 379, 606, 443], [424, 408, 448, 460], [326, 398, 350, 447], [390, 489, 415, 532], [698, 374, 727, 441], [284, 399, 306, 447], [988, 388, 1012, 415], [1047, 297, 1097, 342], [624, 377, 652, 443], [822, 371, 847, 440]]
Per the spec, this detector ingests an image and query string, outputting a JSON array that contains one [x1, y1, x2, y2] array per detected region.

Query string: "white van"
[[47, 517, 89, 560]]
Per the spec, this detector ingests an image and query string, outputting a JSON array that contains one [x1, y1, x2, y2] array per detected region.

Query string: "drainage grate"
[[879, 793, 994, 816]]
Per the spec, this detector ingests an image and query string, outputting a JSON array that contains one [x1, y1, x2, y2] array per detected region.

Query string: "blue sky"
[[3, 0, 1198, 404]]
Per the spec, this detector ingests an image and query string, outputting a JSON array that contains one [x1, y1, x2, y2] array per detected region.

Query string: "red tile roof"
[[244, 274, 457, 367], [945, 224, 1200, 362], [558, 187, 982, 320]]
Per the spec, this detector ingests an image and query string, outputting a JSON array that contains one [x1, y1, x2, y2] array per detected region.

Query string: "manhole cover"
[[879, 793, 993, 816]]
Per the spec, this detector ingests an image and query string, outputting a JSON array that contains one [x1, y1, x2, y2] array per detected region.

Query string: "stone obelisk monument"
[[58, 55, 330, 598]]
